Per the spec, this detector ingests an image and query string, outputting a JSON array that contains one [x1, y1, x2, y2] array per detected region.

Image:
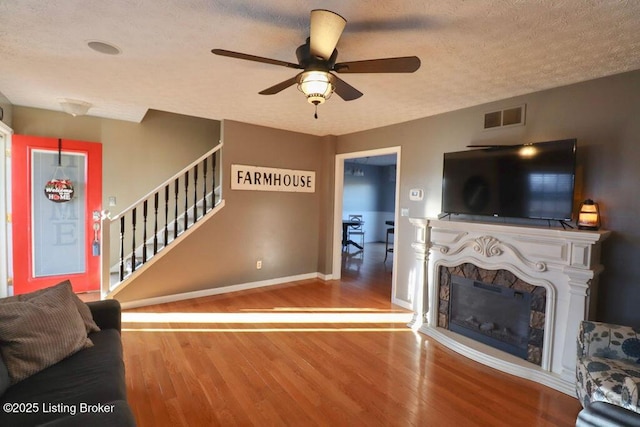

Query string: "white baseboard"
[[118, 272, 330, 309]]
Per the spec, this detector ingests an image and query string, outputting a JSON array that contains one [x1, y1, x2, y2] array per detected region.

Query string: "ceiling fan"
[[212, 9, 421, 118]]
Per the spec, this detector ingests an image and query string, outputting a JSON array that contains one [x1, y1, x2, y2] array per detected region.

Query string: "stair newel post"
[[119, 216, 125, 281], [153, 192, 159, 255], [131, 207, 137, 273], [174, 178, 179, 240], [184, 170, 189, 232], [203, 158, 208, 214], [100, 215, 111, 298], [164, 185, 169, 246], [193, 165, 198, 223], [142, 200, 148, 263]]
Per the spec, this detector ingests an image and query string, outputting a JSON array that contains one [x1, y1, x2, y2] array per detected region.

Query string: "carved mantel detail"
[[409, 218, 610, 396], [435, 234, 548, 273]]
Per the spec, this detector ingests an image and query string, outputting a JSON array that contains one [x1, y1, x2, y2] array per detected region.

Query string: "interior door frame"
[[332, 146, 401, 304], [0, 121, 12, 298]]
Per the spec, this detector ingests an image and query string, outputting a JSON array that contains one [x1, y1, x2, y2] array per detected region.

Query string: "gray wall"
[[344, 163, 396, 213], [337, 70, 640, 325], [114, 120, 334, 301]]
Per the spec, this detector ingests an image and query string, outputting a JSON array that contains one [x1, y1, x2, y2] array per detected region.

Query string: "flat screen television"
[[441, 139, 577, 221]]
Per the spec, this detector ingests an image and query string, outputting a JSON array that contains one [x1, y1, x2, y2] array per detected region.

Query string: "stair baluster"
[[119, 216, 125, 281], [174, 178, 179, 240], [142, 200, 148, 263], [203, 158, 208, 214], [153, 192, 159, 255], [131, 207, 137, 273], [193, 164, 198, 223], [184, 171, 189, 232], [212, 152, 217, 205], [164, 185, 169, 247]]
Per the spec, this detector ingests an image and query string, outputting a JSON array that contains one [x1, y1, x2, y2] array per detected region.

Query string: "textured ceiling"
[[1, 1, 639, 136]]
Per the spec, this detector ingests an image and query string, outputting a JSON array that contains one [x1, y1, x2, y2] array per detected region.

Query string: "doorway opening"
[[333, 147, 401, 306]]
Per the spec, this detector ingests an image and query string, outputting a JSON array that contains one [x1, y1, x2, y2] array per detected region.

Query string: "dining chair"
[[348, 214, 365, 249], [384, 226, 394, 262]]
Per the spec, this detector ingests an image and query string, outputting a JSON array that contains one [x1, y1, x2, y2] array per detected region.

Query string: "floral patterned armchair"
[[576, 320, 640, 414]]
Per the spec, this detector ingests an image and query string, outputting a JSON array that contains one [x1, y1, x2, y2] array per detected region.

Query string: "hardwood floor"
[[121, 243, 582, 426]]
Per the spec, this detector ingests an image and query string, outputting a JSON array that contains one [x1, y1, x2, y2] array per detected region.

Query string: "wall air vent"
[[483, 104, 526, 130]]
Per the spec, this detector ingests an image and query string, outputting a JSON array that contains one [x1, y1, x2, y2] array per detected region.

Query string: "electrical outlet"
[[256, 260, 262, 270]]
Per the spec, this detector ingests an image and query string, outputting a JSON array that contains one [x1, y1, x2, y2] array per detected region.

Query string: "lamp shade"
[[577, 199, 600, 230], [298, 71, 334, 105]]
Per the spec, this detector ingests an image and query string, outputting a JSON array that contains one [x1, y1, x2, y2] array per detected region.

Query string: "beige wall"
[[337, 70, 640, 325], [113, 120, 333, 301]]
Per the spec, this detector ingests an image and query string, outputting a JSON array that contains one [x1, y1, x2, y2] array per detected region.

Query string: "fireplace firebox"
[[437, 263, 546, 366], [449, 275, 532, 359]]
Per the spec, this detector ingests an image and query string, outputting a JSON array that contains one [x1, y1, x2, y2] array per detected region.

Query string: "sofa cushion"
[[622, 376, 640, 413], [0, 283, 93, 384], [0, 329, 127, 426], [577, 355, 640, 412]]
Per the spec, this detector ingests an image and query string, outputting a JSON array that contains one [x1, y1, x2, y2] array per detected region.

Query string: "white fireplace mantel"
[[409, 218, 610, 396]]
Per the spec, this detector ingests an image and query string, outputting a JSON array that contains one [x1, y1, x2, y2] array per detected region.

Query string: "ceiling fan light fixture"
[[298, 71, 334, 104]]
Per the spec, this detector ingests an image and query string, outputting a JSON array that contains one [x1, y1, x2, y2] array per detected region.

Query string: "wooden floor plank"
[[121, 243, 582, 426]]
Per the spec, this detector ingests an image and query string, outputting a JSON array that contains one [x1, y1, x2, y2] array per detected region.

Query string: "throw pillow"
[[6, 281, 100, 334], [0, 283, 93, 384]]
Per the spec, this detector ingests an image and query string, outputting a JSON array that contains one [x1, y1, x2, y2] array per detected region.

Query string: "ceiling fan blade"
[[309, 9, 346, 60], [334, 56, 421, 73], [332, 74, 363, 101], [212, 49, 301, 69], [258, 74, 301, 95]]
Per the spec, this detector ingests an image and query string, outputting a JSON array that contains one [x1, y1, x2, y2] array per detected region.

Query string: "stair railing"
[[101, 143, 223, 296]]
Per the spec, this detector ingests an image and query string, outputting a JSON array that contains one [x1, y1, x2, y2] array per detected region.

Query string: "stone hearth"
[[408, 218, 610, 395]]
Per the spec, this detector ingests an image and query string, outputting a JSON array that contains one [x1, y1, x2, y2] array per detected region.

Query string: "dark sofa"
[[0, 299, 136, 426]]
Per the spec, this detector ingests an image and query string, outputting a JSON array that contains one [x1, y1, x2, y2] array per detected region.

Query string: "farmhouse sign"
[[231, 164, 315, 193]]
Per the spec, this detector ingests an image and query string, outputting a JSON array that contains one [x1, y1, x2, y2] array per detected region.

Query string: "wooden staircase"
[[101, 144, 224, 299]]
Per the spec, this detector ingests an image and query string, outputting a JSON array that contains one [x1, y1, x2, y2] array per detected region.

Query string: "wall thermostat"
[[409, 188, 424, 201]]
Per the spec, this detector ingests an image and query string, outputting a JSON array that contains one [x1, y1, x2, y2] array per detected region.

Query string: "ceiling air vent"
[[483, 104, 526, 130]]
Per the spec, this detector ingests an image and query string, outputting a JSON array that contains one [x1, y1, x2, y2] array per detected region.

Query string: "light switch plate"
[[401, 208, 409, 217]]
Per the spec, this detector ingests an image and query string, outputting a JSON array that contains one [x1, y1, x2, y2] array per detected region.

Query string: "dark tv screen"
[[441, 139, 577, 221]]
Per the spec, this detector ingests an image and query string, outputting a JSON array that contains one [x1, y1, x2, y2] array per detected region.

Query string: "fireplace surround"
[[408, 218, 610, 395]]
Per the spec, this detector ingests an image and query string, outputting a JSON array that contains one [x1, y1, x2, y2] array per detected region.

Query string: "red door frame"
[[12, 135, 102, 294]]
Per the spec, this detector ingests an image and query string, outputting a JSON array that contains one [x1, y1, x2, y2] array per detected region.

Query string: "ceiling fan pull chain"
[[314, 104, 318, 119]]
